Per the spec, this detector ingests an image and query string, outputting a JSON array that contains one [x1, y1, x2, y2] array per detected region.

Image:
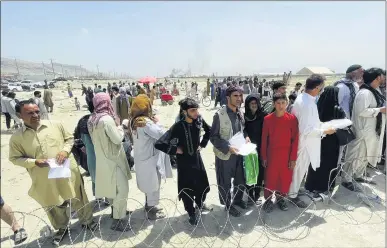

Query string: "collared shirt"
[[8, 120, 76, 207], [337, 80, 360, 118]]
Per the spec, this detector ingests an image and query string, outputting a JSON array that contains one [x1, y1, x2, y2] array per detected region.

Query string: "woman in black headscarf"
[[244, 94, 266, 204], [305, 86, 345, 193]]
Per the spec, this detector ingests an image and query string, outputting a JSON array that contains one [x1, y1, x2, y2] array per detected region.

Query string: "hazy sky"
[[1, 1, 385, 77]]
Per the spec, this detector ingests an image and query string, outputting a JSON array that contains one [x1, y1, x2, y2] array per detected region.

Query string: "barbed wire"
[[1, 155, 385, 247]]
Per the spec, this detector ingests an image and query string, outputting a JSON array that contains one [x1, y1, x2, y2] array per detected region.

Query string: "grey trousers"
[[215, 154, 245, 207]]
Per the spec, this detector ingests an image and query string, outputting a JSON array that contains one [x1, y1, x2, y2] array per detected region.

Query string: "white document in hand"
[[320, 119, 353, 131], [47, 158, 71, 179], [229, 132, 257, 156], [229, 132, 246, 148]]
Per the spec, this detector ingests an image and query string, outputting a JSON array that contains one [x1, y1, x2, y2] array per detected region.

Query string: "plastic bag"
[[243, 152, 259, 186]]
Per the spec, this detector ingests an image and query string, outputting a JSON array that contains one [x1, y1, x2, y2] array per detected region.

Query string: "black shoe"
[[263, 200, 275, 213], [354, 177, 366, 183], [226, 205, 241, 217], [341, 182, 355, 191], [96, 198, 110, 206], [277, 199, 288, 211], [81, 220, 99, 231], [293, 197, 308, 208], [188, 213, 199, 226]]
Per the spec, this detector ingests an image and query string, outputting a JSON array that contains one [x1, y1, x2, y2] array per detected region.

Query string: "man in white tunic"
[[342, 68, 386, 191], [130, 94, 172, 220], [290, 74, 336, 207], [333, 65, 364, 166], [33, 91, 49, 120]]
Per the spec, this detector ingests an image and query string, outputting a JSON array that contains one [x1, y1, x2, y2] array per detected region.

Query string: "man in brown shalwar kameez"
[[43, 85, 54, 113]]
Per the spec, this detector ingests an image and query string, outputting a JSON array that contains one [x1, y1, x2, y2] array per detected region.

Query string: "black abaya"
[[305, 134, 340, 192], [305, 86, 345, 192]]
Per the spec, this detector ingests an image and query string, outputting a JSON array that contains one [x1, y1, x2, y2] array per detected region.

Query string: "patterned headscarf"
[[119, 87, 129, 105], [88, 93, 118, 130], [130, 94, 152, 130]]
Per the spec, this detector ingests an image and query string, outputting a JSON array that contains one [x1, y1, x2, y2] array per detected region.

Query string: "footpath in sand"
[[0, 81, 385, 247]]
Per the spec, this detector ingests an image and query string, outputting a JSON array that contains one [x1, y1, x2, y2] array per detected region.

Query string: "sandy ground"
[[0, 79, 385, 248]]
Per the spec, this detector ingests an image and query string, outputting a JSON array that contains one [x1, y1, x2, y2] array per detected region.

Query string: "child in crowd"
[[74, 97, 80, 110], [261, 93, 299, 212]]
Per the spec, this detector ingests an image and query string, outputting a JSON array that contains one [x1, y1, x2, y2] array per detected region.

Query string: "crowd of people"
[[0, 65, 386, 246]]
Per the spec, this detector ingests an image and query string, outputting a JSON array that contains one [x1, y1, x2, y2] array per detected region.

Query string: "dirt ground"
[[0, 79, 385, 247]]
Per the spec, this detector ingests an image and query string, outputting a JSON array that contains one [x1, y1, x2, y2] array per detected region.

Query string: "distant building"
[[296, 66, 335, 75]]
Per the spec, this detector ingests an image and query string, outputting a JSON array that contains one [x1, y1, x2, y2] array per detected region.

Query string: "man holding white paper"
[[290, 74, 336, 208], [8, 99, 97, 246], [210, 86, 250, 217], [342, 68, 386, 190]]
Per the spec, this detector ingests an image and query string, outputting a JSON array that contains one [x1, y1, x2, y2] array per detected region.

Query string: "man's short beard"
[[186, 112, 197, 120]]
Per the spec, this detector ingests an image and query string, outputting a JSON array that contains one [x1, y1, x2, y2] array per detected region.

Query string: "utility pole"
[[80, 65, 83, 78], [50, 59, 56, 79], [96, 65, 100, 79], [61, 64, 64, 78], [42, 62, 46, 77], [75, 67, 77, 77], [14, 58, 20, 79]]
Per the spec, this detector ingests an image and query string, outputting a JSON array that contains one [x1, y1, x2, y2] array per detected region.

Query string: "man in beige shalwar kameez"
[[8, 99, 97, 246], [88, 93, 132, 232]]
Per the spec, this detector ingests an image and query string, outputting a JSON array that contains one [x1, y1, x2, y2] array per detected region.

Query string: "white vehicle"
[[18, 80, 35, 91], [8, 83, 23, 92]]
